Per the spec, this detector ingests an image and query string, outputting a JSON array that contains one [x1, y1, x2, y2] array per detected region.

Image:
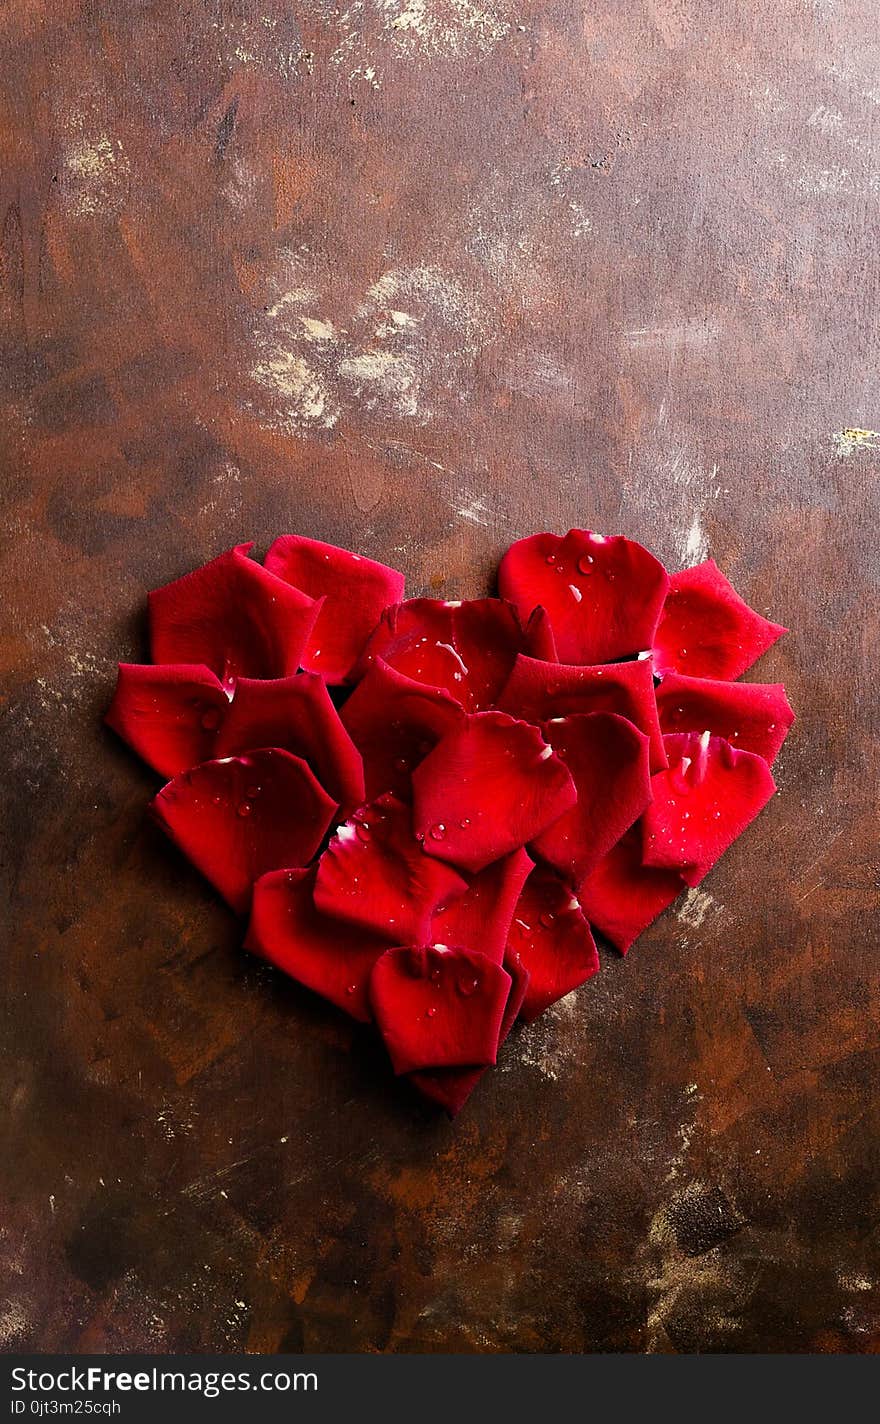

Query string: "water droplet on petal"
[[237, 802, 252, 818], [211, 794, 222, 806], [458, 817, 470, 829], [539, 910, 556, 928], [429, 823, 447, 841], [576, 552, 595, 575], [355, 821, 371, 843], [392, 756, 410, 773], [426, 1006, 437, 1018], [457, 975, 479, 997], [246, 784, 261, 798], [346, 983, 357, 995], [545, 552, 557, 565]]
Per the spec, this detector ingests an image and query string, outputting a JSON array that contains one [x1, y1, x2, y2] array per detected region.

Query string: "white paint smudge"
[[0, 1301, 29, 1347], [832, 426, 879, 458], [677, 887, 717, 929], [61, 134, 129, 217], [248, 258, 486, 435], [624, 317, 720, 350]]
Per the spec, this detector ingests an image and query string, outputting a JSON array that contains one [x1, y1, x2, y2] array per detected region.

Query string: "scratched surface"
[[1, 0, 879, 1354]]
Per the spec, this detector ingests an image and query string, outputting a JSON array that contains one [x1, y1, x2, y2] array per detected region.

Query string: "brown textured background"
[[1, 0, 879, 1354]]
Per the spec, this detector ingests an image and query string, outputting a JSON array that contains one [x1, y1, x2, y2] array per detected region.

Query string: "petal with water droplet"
[[246, 866, 391, 1022], [412, 712, 577, 873], [264, 535, 405, 683], [314, 793, 467, 942], [505, 864, 599, 1021], [641, 732, 777, 884], [369, 945, 512, 1074], [149, 544, 322, 682], [652, 559, 786, 679], [105, 662, 228, 778], [498, 530, 669, 664], [150, 748, 338, 914]]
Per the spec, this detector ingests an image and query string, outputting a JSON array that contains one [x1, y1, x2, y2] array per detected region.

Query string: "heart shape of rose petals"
[[107, 531, 792, 1116]]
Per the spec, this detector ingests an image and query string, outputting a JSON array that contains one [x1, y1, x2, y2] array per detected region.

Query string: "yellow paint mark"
[[833, 427, 880, 457]]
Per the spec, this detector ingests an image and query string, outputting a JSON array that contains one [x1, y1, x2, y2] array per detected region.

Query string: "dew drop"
[[457, 975, 480, 997], [346, 983, 357, 995], [355, 821, 372, 843], [576, 553, 595, 575], [539, 910, 556, 928], [544, 552, 557, 565], [458, 817, 471, 829], [246, 784, 261, 799], [392, 756, 410, 773], [426, 1006, 437, 1018], [237, 802, 252, 818], [429, 823, 447, 841], [211, 794, 222, 806]]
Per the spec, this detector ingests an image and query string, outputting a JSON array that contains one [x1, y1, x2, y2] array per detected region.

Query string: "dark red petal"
[[522, 605, 558, 661], [264, 535, 405, 684], [577, 826, 684, 954], [641, 731, 777, 886], [245, 866, 390, 1022], [149, 543, 322, 685], [356, 597, 536, 711], [498, 529, 669, 664], [530, 713, 652, 883], [505, 865, 599, 1022], [339, 658, 464, 801], [150, 749, 338, 915], [653, 559, 786, 680], [655, 671, 795, 765], [313, 793, 467, 943], [496, 653, 667, 772], [411, 712, 577, 874], [409, 954, 530, 1116], [215, 673, 364, 816], [431, 848, 534, 965], [369, 945, 512, 1074], [105, 662, 228, 778]]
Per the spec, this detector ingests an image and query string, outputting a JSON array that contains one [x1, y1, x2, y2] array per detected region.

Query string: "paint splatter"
[[832, 426, 879, 458]]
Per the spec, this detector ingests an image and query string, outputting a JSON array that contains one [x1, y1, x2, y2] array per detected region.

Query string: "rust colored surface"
[[1, 0, 879, 1354]]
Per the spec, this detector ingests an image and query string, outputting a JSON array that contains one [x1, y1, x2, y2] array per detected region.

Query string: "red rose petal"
[[409, 953, 530, 1115], [149, 544, 322, 686], [642, 731, 777, 886], [215, 673, 364, 816], [496, 653, 667, 772], [498, 529, 669, 664], [655, 671, 795, 765], [357, 597, 538, 711], [105, 662, 229, 778], [506, 865, 599, 1022], [264, 535, 405, 684], [245, 866, 390, 1022], [339, 658, 464, 801], [150, 748, 338, 915], [577, 826, 684, 954], [369, 945, 512, 1074], [431, 847, 534, 965], [653, 559, 786, 680], [522, 605, 558, 661], [313, 793, 467, 943], [530, 713, 652, 883], [411, 712, 577, 874]]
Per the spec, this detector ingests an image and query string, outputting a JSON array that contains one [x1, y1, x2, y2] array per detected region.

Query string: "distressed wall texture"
[[1, 0, 879, 1353]]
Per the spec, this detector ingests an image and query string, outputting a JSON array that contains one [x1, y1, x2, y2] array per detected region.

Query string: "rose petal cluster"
[[107, 531, 793, 1115]]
